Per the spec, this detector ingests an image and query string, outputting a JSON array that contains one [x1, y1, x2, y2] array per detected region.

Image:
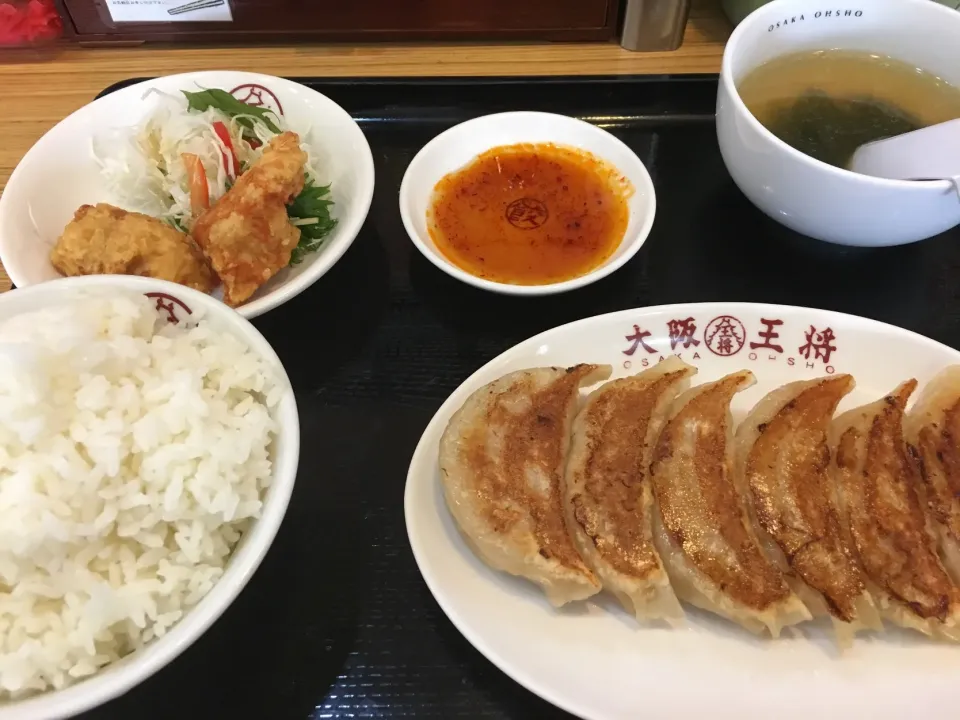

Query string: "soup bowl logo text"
[[769, 9, 863, 32]]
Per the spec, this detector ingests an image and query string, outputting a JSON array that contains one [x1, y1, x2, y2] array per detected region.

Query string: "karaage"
[[50, 203, 217, 293], [190, 131, 307, 307]]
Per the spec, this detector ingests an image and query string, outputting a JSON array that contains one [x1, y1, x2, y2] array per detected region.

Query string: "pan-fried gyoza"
[[649, 371, 810, 637], [906, 365, 960, 585], [564, 357, 695, 626], [833, 381, 960, 642], [734, 375, 881, 647], [438, 361, 960, 645], [438, 364, 612, 606]]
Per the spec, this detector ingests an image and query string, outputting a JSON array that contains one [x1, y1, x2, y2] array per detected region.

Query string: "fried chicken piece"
[[191, 131, 307, 307], [50, 203, 217, 293]]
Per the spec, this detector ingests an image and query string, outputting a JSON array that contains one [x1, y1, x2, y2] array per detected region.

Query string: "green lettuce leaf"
[[287, 180, 337, 265], [182, 89, 281, 134]]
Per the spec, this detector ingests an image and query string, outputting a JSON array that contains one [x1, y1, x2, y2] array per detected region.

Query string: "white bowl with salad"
[[0, 71, 375, 319]]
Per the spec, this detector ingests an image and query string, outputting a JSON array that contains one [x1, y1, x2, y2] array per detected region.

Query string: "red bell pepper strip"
[[212, 121, 239, 179]]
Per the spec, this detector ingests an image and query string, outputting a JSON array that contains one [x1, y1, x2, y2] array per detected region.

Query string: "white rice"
[[0, 291, 281, 698]]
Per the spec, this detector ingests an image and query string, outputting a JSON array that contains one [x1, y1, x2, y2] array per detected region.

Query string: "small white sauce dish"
[[398, 111, 656, 296]]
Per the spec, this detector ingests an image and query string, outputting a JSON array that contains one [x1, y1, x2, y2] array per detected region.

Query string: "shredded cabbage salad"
[[92, 87, 337, 265]]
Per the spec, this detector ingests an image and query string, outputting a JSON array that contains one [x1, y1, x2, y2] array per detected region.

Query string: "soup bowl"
[[717, 0, 960, 247]]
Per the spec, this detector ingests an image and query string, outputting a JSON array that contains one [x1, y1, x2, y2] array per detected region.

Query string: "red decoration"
[[230, 84, 285, 115], [798, 325, 838, 365], [623, 324, 657, 356], [144, 292, 193, 325], [667, 317, 700, 351], [749, 318, 785, 353], [0, 0, 63, 46], [704, 315, 746, 357]]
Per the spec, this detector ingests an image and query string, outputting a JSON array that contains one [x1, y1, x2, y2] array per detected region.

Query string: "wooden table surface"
[[0, 0, 731, 293]]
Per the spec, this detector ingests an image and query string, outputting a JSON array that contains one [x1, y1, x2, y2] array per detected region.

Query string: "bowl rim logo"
[[144, 291, 192, 324]]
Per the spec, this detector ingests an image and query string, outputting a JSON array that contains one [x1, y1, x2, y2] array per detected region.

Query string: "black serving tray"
[[83, 75, 960, 720]]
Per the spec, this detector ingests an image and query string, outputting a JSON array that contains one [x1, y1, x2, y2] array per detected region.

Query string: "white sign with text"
[[105, 0, 233, 23]]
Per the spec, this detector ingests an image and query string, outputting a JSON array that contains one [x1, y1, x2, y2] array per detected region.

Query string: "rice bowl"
[[0, 275, 298, 720]]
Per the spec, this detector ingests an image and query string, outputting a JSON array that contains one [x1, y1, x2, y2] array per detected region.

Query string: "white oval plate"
[[405, 303, 960, 720], [0, 71, 375, 319]]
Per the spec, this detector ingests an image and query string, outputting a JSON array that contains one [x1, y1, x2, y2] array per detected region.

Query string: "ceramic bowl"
[[0, 275, 299, 720], [0, 71, 375, 318], [399, 111, 656, 296], [717, 0, 960, 247]]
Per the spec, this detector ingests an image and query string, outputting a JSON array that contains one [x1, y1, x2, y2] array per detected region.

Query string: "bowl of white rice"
[[0, 275, 299, 719]]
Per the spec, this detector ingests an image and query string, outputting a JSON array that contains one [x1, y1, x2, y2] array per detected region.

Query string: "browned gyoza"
[[735, 375, 881, 646], [438, 364, 612, 606], [649, 370, 810, 636], [906, 365, 960, 584], [564, 357, 695, 626], [833, 380, 960, 641]]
